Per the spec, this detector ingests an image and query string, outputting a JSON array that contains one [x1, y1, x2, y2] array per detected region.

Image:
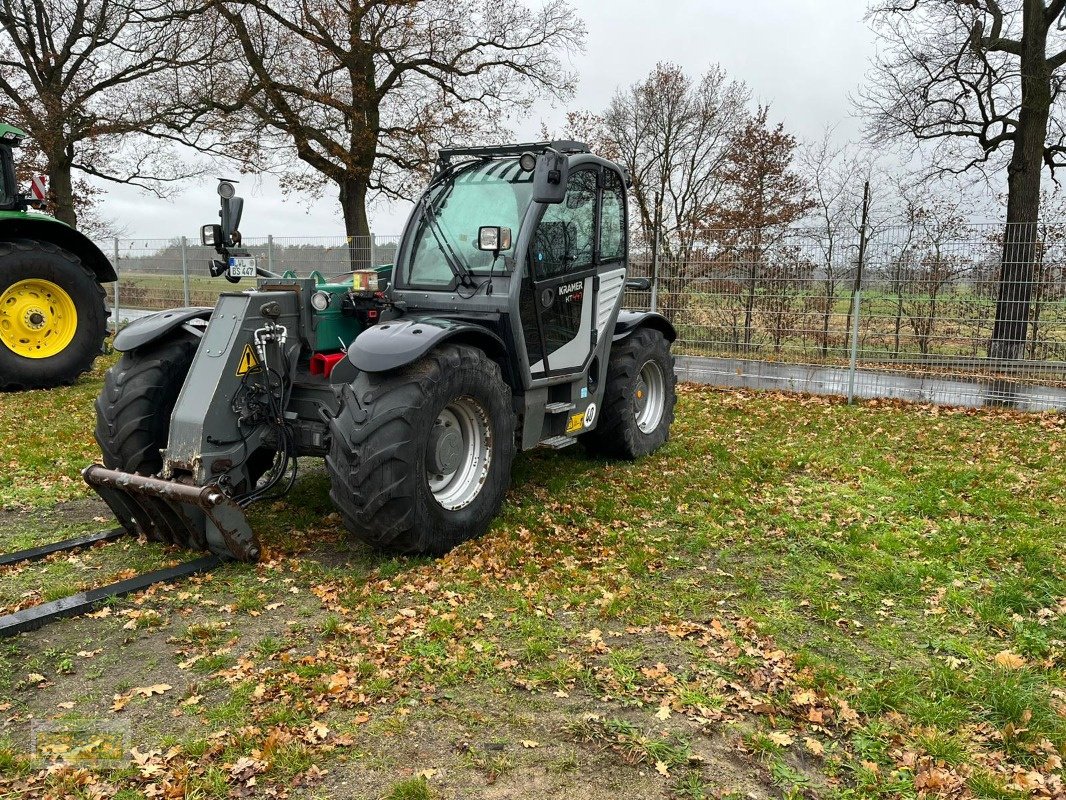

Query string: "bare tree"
[[798, 131, 886, 356], [859, 0, 1066, 359], [599, 62, 750, 264], [0, 0, 218, 228], [208, 0, 584, 264], [879, 180, 977, 357]]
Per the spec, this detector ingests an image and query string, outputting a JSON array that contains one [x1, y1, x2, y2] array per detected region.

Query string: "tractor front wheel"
[[95, 334, 200, 475], [0, 239, 108, 391], [327, 343, 516, 555]]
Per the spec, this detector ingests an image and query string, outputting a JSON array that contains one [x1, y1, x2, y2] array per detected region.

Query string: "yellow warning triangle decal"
[[236, 344, 262, 376]]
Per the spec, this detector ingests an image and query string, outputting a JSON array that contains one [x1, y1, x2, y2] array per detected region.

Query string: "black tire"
[[95, 335, 199, 475], [0, 239, 108, 391], [326, 343, 516, 555], [582, 328, 677, 460]]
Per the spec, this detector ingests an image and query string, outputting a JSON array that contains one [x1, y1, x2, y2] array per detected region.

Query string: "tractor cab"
[[0, 124, 26, 211]]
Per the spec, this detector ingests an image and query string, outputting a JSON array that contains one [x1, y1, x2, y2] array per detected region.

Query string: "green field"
[[0, 364, 1063, 799]]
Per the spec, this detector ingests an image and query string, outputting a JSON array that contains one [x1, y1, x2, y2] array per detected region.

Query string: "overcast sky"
[[98, 0, 877, 243]]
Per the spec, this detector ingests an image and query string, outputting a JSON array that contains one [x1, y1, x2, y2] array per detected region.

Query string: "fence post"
[[847, 290, 862, 404], [180, 236, 191, 307], [112, 237, 120, 331], [267, 234, 275, 274], [370, 233, 377, 267], [847, 182, 871, 405], [650, 191, 661, 313]]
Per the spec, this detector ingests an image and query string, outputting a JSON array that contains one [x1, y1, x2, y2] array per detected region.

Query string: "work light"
[[311, 291, 332, 311], [478, 226, 512, 252]]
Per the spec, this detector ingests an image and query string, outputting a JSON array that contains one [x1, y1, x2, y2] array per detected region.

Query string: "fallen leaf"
[[26, 673, 46, 684], [521, 740, 539, 748], [767, 731, 793, 747], [56, 701, 74, 710], [655, 760, 670, 776], [805, 737, 824, 756], [133, 684, 172, 697], [994, 650, 1026, 670], [655, 705, 672, 721]]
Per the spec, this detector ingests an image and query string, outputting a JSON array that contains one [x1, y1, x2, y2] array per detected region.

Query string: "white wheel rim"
[[427, 396, 493, 510], [634, 360, 666, 434]]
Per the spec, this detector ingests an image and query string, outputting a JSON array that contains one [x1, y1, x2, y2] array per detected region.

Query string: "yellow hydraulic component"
[[0, 278, 78, 358]]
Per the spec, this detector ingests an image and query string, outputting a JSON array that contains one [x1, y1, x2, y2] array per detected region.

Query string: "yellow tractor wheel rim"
[[0, 278, 79, 359]]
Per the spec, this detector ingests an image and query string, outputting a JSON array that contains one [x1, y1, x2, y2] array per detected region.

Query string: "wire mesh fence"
[[100, 223, 1066, 412]]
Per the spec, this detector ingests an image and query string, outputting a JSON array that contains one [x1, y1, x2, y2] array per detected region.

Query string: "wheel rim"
[[0, 279, 79, 359], [634, 360, 666, 434], [426, 396, 493, 511]]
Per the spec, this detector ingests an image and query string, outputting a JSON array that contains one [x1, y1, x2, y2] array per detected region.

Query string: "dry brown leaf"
[[994, 650, 1026, 670]]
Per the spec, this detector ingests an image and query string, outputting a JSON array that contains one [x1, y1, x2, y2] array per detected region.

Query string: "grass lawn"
[[0, 364, 1063, 799]]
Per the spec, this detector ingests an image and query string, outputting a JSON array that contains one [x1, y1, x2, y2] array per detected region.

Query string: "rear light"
[[352, 270, 379, 292]]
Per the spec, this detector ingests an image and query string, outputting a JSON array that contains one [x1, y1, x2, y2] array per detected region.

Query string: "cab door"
[[523, 168, 599, 378]]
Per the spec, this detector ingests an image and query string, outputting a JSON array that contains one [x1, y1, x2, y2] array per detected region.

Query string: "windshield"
[[405, 159, 534, 286]]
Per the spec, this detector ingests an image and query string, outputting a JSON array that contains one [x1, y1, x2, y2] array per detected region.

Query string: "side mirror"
[[478, 226, 512, 253], [201, 224, 223, 247], [532, 152, 569, 204], [220, 196, 243, 243], [625, 277, 651, 291]]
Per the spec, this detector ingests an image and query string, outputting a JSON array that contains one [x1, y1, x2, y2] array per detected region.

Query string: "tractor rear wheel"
[[0, 239, 108, 391], [327, 343, 516, 555], [94, 334, 199, 476], [582, 327, 676, 460]]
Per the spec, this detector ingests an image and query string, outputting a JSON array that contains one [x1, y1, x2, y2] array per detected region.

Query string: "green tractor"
[[86, 142, 676, 561], [0, 124, 113, 391]]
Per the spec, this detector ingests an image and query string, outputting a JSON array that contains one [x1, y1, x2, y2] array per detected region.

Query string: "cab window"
[[531, 169, 597, 280], [600, 169, 626, 263]]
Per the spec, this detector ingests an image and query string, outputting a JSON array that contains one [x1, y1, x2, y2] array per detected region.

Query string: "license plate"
[[228, 257, 257, 278]]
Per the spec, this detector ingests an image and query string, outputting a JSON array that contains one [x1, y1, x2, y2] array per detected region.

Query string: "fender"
[[613, 310, 677, 343], [0, 216, 117, 282], [113, 307, 213, 352], [346, 316, 506, 374]]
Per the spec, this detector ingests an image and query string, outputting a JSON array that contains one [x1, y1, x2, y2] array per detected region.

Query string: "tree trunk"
[[46, 155, 77, 228], [339, 178, 371, 271], [988, 0, 1049, 360]]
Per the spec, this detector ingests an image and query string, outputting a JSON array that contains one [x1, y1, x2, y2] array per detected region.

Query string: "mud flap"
[[82, 465, 261, 562]]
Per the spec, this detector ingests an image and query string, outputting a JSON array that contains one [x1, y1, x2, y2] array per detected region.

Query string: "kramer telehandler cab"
[[85, 142, 677, 561]]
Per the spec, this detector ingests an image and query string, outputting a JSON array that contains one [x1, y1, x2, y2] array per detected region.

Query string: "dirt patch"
[[0, 496, 111, 550], [302, 688, 775, 800]]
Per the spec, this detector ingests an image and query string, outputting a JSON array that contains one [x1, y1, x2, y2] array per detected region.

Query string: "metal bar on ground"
[[0, 528, 126, 568], [0, 555, 223, 637]]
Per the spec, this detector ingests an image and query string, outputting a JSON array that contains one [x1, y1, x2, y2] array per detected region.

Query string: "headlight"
[[311, 291, 332, 311], [352, 270, 379, 293]]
